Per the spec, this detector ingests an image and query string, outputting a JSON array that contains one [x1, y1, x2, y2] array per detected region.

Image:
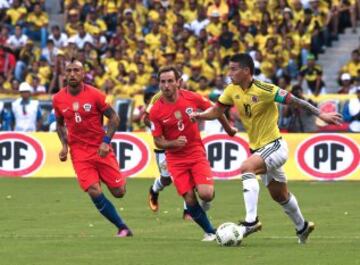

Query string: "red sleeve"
[[149, 107, 163, 137], [192, 92, 212, 110], [94, 88, 110, 113], [52, 96, 62, 118]]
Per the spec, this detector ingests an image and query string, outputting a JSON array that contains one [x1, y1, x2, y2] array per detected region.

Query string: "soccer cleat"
[[183, 209, 193, 221], [296, 221, 315, 244], [116, 228, 133, 238], [148, 186, 159, 212], [202, 233, 216, 242], [238, 217, 262, 238]]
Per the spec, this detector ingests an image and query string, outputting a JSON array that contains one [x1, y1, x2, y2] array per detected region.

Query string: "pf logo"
[[0, 132, 44, 177], [203, 134, 250, 179], [296, 134, 360, 180], [111, 133, 150, 178]]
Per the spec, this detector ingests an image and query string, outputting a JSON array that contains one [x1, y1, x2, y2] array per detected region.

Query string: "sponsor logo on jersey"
[[203, 134, 250, 179], [83, 103, 92, 112], [111, 133, 150, 178], [251, 96, 258, 103], [0, 132, 45, 177], [185, 107, 193, 115], [296, 134, 360, 180]]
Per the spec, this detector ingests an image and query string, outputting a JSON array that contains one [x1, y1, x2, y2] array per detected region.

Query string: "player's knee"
[[240, 162, 256, 174], [160, 176, 172, 187], [198, 189, 214, 202], [87, 184, 102, 197], [111, 186, 126, 198], [270, 192, 288, 203]]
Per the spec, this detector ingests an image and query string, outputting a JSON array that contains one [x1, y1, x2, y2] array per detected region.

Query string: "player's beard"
[[68, 79, 80, 88]]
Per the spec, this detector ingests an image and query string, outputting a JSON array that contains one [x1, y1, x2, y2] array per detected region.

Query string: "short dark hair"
[[157, 65, 181, 81], [230, 53, 254, 75]]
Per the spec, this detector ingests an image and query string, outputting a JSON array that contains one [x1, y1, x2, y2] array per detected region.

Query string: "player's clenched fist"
[[98, 142, 110, 157], [59, 146, 68, 162]]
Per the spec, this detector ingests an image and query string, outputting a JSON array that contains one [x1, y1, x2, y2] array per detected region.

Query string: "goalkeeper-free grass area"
[[0, 178, 359, 265]]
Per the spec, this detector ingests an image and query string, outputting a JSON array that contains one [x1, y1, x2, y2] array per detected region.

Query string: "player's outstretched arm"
[[99, 107, 120, 157], [192, 104, 226, 121], [56, 116, 68, 162], [218, 114, 237, 136], [286, 93, 343, 125]]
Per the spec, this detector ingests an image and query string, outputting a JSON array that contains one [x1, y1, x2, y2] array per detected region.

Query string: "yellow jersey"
[[218, 79, 286, 150]]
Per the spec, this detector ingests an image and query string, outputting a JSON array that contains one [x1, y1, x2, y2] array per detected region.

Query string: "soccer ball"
[[215, 222, 243, 247]]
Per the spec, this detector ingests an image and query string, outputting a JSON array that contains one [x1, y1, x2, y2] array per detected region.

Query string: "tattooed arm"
[[284, 90, 343, 125], [103, 107, 120, 139], [56, 116, 68, 161], [98, 107, 120, 157]]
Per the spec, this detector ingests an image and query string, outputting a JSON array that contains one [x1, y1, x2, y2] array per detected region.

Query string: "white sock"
[[281, 193, 305, 231], [152, 178, 164, 193], [183, 201, 187, 210], [242, 173, 259, 223]]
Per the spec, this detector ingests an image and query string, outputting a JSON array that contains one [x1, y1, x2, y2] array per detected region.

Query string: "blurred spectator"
[[6, 25, 28, 55], [0, 47, 16, 79], [340, 49, 360, 79], [15, 39, 39, 81], [3, 0, 27, 28], [48, 25, 68, 49], [144, 74, 159, 95], [219, 22, 233, 49], [0, 26, 9, 45], [41, 39, 59, 65], [65, 8, 80, 37], [206, 11, 222, 38], [84, 7, 107, 35], [24, 3, 48, 48], [68, 24, 94, 49], [298, 54, 325, 96], [338, 73, 355, 94], [207, 0, 229, 22], [30, 75, 46, 94], [196, 76, 211, 96], [188, 5, 209, 37], [11, 82, 41, 131], [282, 85, 317, 132]]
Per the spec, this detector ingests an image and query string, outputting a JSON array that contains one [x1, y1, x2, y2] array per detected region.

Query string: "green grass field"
[[0, 178, 359, 265]]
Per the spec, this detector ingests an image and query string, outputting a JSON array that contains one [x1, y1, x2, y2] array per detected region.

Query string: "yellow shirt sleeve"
[[218, 85, 234, 106]]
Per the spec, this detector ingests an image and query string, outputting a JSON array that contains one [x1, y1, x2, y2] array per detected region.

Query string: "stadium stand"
[[0, 0, 359, 132]]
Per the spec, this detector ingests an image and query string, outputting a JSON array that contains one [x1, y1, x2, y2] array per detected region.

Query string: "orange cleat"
[[148, 186, 159, 212]]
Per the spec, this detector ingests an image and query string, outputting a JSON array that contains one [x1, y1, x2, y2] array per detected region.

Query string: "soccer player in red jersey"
[[52, 59, 132, 237], [148, 66, 236, 241]]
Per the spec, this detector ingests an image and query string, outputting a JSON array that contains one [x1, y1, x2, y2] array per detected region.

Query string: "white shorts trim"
[[253, 138, 288, 186]]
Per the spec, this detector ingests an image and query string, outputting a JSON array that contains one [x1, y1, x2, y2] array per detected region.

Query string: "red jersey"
[[52, 84, 110, 150], [149, 89, 212, 162]]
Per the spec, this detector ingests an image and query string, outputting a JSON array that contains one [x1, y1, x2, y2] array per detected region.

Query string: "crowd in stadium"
[[0, 0, 359, 133]]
